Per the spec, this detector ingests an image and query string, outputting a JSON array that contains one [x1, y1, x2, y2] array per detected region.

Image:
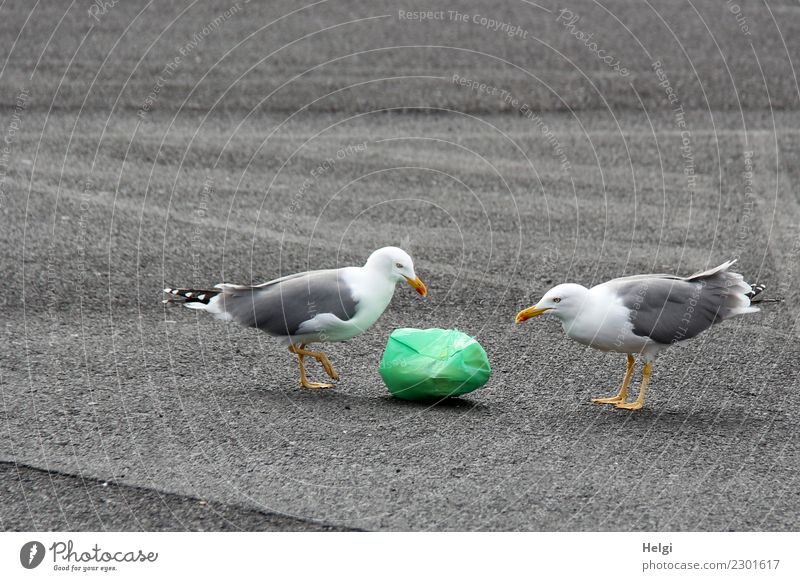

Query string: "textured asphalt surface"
[[1, 1, 799, 531]]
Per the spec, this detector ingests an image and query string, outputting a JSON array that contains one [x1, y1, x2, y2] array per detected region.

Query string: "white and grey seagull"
[[515, 260, 763, 410], [164, 246, 427, 389]]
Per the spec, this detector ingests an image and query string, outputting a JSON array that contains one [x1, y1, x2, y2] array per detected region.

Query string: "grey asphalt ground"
[[1, 0, 799, 531], [0, 462, 352, 531]]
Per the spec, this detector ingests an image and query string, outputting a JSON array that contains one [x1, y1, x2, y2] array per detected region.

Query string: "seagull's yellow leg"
[[292, 344, 339, 380], [288, 344, 335, 389], [592, 354, 635, 404], [615, 361, 652, 410]]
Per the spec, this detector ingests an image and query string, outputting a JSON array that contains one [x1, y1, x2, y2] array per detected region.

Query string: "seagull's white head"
[[365, 246, 427, 296], [515, 283, 589, 323]]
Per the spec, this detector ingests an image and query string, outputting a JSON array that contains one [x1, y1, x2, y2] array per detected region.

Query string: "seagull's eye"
[[395, 262, 404, 269], [552, 297, 561, 303]]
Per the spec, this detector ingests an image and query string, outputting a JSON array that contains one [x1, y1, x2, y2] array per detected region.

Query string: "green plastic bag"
[[379, 328, 492, 401]]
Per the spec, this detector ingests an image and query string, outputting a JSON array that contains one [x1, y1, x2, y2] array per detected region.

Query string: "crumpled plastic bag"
[[379, 328, 491, 401]]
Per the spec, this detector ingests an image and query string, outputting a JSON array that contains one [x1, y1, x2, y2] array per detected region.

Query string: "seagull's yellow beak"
[[404, 275, 427, 297], [515, 305, 550, 323]]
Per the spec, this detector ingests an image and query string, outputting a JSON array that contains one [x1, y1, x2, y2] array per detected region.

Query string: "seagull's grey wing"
[[217, 269, 358, 336], [609, 262, 755, 344]]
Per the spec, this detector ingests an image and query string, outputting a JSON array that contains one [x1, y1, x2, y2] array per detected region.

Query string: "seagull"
[[163, 247, 427, 389], [515, 260, 763, 410]]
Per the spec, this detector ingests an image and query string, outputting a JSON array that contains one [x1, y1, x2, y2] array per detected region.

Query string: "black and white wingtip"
[[162, 287, 219, 305], [745, 283, 766, 303]]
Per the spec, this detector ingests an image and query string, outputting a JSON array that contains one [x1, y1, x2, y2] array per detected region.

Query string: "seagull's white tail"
[[685, 260, 762, 319], [162, 287, 235, 321], [746, 283, 766, 303], [162, 287, 220, 307]]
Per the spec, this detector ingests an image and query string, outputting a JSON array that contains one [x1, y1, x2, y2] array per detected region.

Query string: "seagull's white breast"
[[562, 285, 652, 353], [294, 266, 395, 343], [341, 266, 395, 332]]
